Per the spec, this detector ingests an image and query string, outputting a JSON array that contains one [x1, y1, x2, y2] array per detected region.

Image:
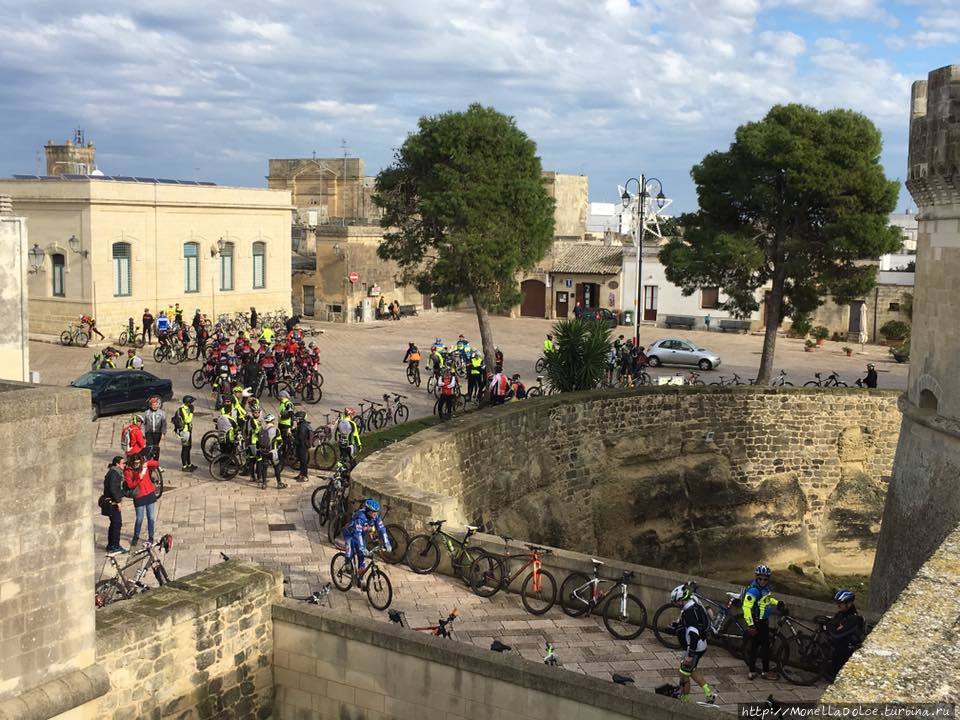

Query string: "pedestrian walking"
[[249, 306, 258, 330], [142, 395, 167, 464], [100, 456, 127, 553]]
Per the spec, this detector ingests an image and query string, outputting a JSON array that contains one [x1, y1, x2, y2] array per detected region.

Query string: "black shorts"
[[679, 650, 706, 675]]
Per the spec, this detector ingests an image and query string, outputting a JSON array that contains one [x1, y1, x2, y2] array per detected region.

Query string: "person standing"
[[124, 454, 159, 546], [142, 308, 155, 345], [277, 390, 295, 447], [438, 369, 457, 420], [488, 366, 509, 405], [826, 590, 865, 682], [142, 395, 167, 464], [100, 456, 127, 553], [294, 411, 312, 482], [174, 303, 184, 327], [263, 413, 288, 489], [742, 564, 784, 681], [125, 348, 143, 370], [172, 395, 197, 472], [670, 585, 716, 704], [336, 408, 362, 469], [249, 306, 258, 330], [120, 414, 146, 458]]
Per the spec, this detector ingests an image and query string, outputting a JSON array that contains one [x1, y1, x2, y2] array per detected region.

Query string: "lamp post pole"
[[621, 176, 665, 348]]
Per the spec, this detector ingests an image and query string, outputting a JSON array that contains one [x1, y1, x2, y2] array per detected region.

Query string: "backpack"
[[171, 409, 184, 432], [120, 425, 133, 453]]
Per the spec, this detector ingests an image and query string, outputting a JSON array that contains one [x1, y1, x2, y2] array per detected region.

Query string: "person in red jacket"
[[121, 415, 147, 458], [124, 454, 159, 546]]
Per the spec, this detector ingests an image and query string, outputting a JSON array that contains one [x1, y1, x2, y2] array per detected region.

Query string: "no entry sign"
[[348, 271, 359, 284]]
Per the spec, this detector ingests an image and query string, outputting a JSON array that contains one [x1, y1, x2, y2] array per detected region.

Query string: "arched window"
[[112, 242, 131, 296], [252, 241, 266, 289], [184, 242, 199, 293], [219, 241, 234, 291], [919, 389, 938, 412], [52, 253, 65, 297]]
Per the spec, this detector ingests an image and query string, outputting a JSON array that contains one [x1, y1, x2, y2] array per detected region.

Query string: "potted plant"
[[879, 320, 910, 346], [842, 346, 852, 357], [804, 339, 816, 352], [789, 315, 812, 339], [812, 326, 830, 347], [890, 337, 910, 363]]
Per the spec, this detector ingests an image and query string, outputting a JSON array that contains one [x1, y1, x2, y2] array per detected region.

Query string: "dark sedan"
[[70, 369, 174, 420]]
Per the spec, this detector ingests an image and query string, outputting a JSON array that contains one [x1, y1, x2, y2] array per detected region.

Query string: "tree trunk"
[[473, 297, 497, 370], [756, 265, 786, 385]]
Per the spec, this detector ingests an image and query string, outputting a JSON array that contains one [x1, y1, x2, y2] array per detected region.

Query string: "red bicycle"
[[388, 608, 458, 638], [468, 538, 557, 615]]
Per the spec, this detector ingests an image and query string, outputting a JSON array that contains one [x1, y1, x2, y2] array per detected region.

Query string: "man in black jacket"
[[102, 456, 127, 553], [827, 590, 866, 681], [294, 412, 312, 482]]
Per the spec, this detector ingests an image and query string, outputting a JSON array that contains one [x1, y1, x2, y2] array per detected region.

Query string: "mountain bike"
[[770, 369, 793, 387], [330, 548, 393, 610], [804, 371, 847, 388], [709, 373, 745, 386], [311, 462, 351, 526], [94, 534, 174, 607], [326, 498, 410, 566], [389, 608, 458, 638], [379, 393, 410, 426], [651, 581, 748, 656], [405, 362, 422, 388], [558, 559, 648, 640], [773, 612, 836, 685], [468, 537, 557, 615], [525, 376, 558, 398], [310, 412, 341, 470], [404, 520, 493, 585], [60, 324, 89, 347], [117, 325, 145, 348]]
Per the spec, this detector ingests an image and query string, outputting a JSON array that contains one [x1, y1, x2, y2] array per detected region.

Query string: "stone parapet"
[[907, 65, 960, 206]]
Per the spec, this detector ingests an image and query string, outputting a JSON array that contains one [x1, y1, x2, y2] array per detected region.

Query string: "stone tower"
[[870, 65, 960, 612], [44, 129, 96, 175]]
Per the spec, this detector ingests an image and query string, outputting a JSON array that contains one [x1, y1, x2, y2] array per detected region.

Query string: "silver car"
[[646, 338, 722, 371]]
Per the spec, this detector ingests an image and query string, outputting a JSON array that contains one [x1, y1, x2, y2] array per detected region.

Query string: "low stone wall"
[[272, 599, 703, 720], [353, 386, 901, 576], [93, 561, 282, 719]]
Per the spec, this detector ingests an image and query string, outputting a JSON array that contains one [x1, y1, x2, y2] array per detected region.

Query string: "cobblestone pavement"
[[30, 310, 871, 710]]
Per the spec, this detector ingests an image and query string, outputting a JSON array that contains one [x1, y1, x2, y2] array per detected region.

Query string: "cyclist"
[[509, 374, 527, 400], [277, 390, 296, 448], [429, 345, 444, 380], [120, 414, 146, 459], [670, 584, 716, 704], [142, 308, 155, 345], [743, 564, 784, 681], [260, 324, 275, 345], [259, 413, 288, 489], [142, 395, 166, 464], [437, 369, 457, 420], [337, 407, 362, 468], [293, 411, 312, 483], [488, 366, 510, 405], [125, 348, 143, 370], [402, 342, 421, 373], [343, 498, 392, 576], [155, 311, 171, 342], [826, 590, 865, 682], [543, 334, 554, 353], [494, 346, 504, 367], [80, 313, 105, 340], [216, 404, 237, 458], [172, 395, 197, 472], [855, 363, 878, 389], [466, 352, 484, 400]]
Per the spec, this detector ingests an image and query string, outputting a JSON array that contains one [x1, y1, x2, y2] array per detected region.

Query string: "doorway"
[[643, 285, 658, 321], [578, 282, 600, 309], [520, 279, 546, 317], [555, 291, 569, 318], [848, 300, 865, 334], [303, 285, 316, 317]]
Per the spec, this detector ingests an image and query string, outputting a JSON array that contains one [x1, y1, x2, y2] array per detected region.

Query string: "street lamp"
[[621, 175, 665, 348], [67, 234, 88, 258], [27, 243, 45, 273]]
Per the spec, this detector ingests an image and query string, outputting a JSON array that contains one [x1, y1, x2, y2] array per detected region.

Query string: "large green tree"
[[659, 104, 902, 384], [374, 104, 555, 362]]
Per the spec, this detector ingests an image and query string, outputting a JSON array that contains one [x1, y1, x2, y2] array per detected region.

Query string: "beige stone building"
[[542, 172, 588, 240], [0, 196, 30, 381], [0, 177, 293, 336]]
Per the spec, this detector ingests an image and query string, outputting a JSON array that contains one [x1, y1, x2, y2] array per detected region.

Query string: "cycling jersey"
[[677, 599, 709, 653], [156, 316, 170, 332], [742, 581, 779, 625], [342, 508, 390, 566], [543, 339, 554, 352]]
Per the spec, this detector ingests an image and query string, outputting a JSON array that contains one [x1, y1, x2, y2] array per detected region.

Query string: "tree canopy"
[[659, 104, 902, 383], [374, 103, 555, 362]]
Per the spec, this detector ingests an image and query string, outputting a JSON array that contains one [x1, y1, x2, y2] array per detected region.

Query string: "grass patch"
[[359, 416, 441, 457]]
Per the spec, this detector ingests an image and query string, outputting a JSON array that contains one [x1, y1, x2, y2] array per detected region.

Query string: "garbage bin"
[[623, 310, 634, 325]]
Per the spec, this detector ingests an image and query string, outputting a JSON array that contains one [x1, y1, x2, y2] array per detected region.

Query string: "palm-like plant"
[[544, 319, 612, 392]]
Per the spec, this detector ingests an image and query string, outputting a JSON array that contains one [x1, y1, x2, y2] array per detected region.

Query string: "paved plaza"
[[29, 309, 894, 710]]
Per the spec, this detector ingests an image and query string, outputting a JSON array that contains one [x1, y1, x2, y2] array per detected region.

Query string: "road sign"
[[348, 271, 359, 284]]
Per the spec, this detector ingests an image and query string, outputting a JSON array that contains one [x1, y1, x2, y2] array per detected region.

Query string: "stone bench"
[[399, 304, 419, 317], [663, 314, 696, 329], [719, 318, 752, 333]]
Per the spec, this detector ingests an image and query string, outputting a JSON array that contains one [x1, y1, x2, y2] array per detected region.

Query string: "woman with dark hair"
[[100, 456, 127, 553]]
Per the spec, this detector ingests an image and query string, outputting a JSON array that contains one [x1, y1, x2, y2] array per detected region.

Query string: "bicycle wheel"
[[414, 369, 421, 388], [803, 381, 820, 387], [382, 524, 410, 565], [314, 372, 324, 388], [313, 442, 337, 470], [366, 566, 393, 610], [118, 331, 128, 346], [834, 381, 848, 388], [602, 592, 647, 640], [200, 432, 220, 462], [406, 366, 417, 385], [133, 333, 145, 348], [60, 330, 73, 346], [328, 508, 349, 549], [209, 453, 241, 481], [394, 405, 409, 424], [78, 331, 89, 347], [777, 633, 825, 686], [405, 535, 441, 574], [520, 569, 557, 615], [652, 602, 683, 649], [153, 562, 171, 586], [301, 379, 322, 404], [469, 554, 505, 598], [191, 369, 207, 390], [94, 578, 125, 607], [426, 374, 437, 394], [718, 615, 748, 658], [330, 552, 353, 591], [312, 483, 332, 519], [150, 467, 164, 499], [153, 347, 166, 363], [559, 572, 592, 617], [535, 358, 546, 373]]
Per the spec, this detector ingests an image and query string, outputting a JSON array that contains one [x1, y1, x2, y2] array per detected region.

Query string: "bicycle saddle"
[[526, 544, 552, 554], [591, 558, 605, 565], [465, 525, 479, 532], [612, 674, 635, 685], [490, 640, 512, 653], [428, 520, 446, 528]]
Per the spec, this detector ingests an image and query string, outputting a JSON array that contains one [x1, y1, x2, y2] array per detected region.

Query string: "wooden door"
[[303, 285, 316, 316], [520, 280, 546, 317], [555, 291, 569, 318], [643, 285, 658, 321]]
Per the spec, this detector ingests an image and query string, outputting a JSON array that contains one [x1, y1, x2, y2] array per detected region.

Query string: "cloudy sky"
[[0, 0, 956, 212]]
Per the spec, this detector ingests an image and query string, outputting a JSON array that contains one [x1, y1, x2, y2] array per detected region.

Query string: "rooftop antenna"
[[74, 127, 84, 146], [312, 150, 316, 160]]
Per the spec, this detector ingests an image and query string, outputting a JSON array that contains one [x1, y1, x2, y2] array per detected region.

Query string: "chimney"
[[0, 195, 12, 216]]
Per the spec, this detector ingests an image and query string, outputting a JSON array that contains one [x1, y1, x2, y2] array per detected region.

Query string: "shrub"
[[790, 315, 812, 338], [811, 326, 830, 340], [544, 318, 611, 392], [804, 339, 816, 349], [879, 320, 910, 343]]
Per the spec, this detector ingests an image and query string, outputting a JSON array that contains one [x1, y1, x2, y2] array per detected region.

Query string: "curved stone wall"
[[354, 387, 901, 576]]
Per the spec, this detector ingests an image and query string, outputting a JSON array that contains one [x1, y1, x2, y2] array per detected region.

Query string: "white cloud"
[[769, 0, 881, 19], [302, 100, 379, 115]]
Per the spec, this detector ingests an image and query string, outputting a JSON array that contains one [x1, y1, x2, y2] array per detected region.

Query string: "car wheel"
[[647, 356, 661, 367], [698, 359, 713, 371], [91, 403, 100, 421]]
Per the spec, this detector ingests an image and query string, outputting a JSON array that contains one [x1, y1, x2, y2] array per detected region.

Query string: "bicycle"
[[60, 324, 90, 347], [678, 370, 704, 386], [330, 547, 393, 610], [525, 376, 558, 398], [558, 559, 648, 640], [535, 356, 547, 374], [804, 371, 847, 388], [404, 520, 493, 586], [94, 534, 174, 607], [469, 537, 558, 615], [309, 412, 341, 470], [117, 325, 145, 348], [388, 608, 458, 638], [380, 393, 410, 426], [651, 581, 748, 657], [770, 369, 793, 387], [709, 373, 744, 386], [405, 362, 422, 388], [773, 612, 836, 686], [311, 462, 351, 526], [326, 498, 410, 566]]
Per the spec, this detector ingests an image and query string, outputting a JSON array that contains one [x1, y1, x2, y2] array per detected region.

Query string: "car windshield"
[[71, 372, 105, 389]]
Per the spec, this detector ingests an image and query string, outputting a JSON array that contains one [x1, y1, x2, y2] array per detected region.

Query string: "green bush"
[[879, 320, 910, 342], [544, 318, 611, 392], [790, 315, 812, 338], [889, 337, 910, 358], [811, 325, 830, 340]]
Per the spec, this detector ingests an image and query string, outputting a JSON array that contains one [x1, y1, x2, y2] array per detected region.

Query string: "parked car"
[[645, 339, 721, 371], [580, 307, 618, 328], [70, 369, 174, 420]]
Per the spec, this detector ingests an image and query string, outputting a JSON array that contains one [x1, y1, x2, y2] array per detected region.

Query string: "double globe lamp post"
[[621, 176, 666, 348]]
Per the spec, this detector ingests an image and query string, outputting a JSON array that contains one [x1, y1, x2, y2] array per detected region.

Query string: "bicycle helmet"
[[182, 395, 196, 405], [293, 411, 306, 420], [867, 363, 875, 369], [251, 406, 262, 416], [241, 387, 253, 398], [233, 386, 244, 395], [131, 414, 143, 424], [363, 498, 381, 513], [344, 407, 356, 416], [755, 564, 772, 577], [670, 584, 691, 603], [279, 390, 290, 399], [834, 589, 855, 603], [264, 413, 276, 423]]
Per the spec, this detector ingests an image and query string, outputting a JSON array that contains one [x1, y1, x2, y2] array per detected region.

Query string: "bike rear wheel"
[[78, 331, 89, 347], [559, 572, 592, 617], [651, 602, 683, 649], [718, 615, 748, 658], [394, 405, 409, 424], [312, 483, 332, 521], [405, 535, 441, 574], [366, 566, 393, 610], [777, 633, 826, 686], [382, 524, 410, 565], [118, 331, 128, 346], [527, 387, 542, 398], [150, 468, 164, 499], [94, 578, 126, 607], [191, 369, 207, 389], [60, 330, 73, 346], [301, 379, 322, 404], [330, 552, 353, 591], [313, 442, 337, 470], [520, 569, 557, 615], [602, 591, 647, 640], [209, 453, 241, 481], [200, 431, 220, 462], [469, 554, 505, 598]]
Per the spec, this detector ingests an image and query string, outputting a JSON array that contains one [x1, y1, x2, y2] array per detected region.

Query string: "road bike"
[[389, 608, 458, 638], [60, 324, 90, 347], [330, 548, 393, 610], [404, 520, 493, 585], [804, 371, 847, 388], [651, 581, 748, 657], [558, 559, 648, 640], [94, 534, 174, 607], [770, 369, 793, 387], [773, 612, 837, 685], [468, 536, 557, 615]]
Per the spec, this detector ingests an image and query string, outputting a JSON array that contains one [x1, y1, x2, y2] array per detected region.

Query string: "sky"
[[0, 0, 957, 213]]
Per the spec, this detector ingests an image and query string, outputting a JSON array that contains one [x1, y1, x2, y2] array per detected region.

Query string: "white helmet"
[[265, 413, 276, 423], [670, 584, 691, 603], [241, 387, 253, 398]]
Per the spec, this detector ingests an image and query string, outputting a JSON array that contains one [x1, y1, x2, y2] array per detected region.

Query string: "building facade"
[[0, 196, 29, 381], [44, 130, 97, 176], [0, 177, 292, 336]]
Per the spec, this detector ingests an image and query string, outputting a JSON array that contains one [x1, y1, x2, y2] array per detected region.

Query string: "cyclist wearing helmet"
[[258, 413, 287, 489], [343, 499, 392, 575], [336, 408, 362, 468], [670, 584, 716, 704], [856, 363, 878, 389], [826, 590, 865, 681], [402, 342, 421, 370], [742, 564, 784, 681], [172, 395, 198, 472], [121, 414, 146, 458]]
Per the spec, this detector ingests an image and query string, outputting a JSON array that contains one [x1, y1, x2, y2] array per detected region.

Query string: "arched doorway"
[[520, 279, 546, 318]]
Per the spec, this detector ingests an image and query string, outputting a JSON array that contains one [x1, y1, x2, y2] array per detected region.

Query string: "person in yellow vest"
[[543, 334, 555, 353], [173, 395, 197, 472], [260, 325, 275, 345]]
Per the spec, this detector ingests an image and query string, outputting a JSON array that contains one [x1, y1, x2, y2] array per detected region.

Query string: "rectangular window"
[[220, 243, 234, 291], [700, 287, 719, 309], [252, 241, 266, 289], [112, 243, 131, 297], [52, 253, 65, 297], [184, 242, 199, 293]]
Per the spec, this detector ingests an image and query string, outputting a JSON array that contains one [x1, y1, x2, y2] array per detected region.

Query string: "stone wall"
[[0, 383, 97, 708], [272, 600, 700, 720], [354, 386, 900, 576], [93, 561, 282, 719]]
